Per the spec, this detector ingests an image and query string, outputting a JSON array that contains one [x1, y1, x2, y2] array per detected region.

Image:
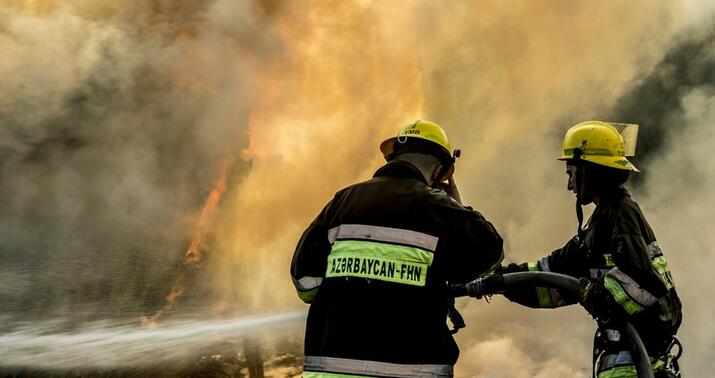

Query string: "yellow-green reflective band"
[[528, 261, 554, 307], [604, 275, 644, 315], [652, 256, 675, 290], [303, 372, 373, 378], [597, 360, 665, 378], [597, 365, 637, 378], [297, 287, 319, 303], [326, 240, 433, 286]]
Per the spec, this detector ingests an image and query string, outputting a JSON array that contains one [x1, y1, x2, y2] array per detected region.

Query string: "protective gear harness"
[[503, 187, 682, 378], [291, 160, 503, 377]]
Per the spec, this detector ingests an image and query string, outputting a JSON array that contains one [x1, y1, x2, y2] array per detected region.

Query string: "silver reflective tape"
[[608, 268, 658, 307], [538, 256, 551, 272], [538, 257, 565, 304], [292, 276, 323, 291], [304, 356, 453, 378], [327, 224, 439, 252], [647, 241, 663, 259], [605, 329, 621, 342], [598, 350, 658, 372], [589, 268, 611, 279], [598, 351, 633, 371]]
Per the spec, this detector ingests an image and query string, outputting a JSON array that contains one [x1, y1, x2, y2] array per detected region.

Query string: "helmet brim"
[[558, 155, 639, 172]]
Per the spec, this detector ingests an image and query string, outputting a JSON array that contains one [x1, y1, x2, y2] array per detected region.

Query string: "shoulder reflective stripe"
[[297, 287, 319, 303], [304, 356, 453, 378], [538, 256, 551, 272], [604, 268, 657, 314], [327, 224, 438, 252], [293, 276, 323, 291], [326, 240, 433, 286]]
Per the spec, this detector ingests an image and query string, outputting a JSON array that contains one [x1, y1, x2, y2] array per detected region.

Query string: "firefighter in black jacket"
[[500, 121, 682, 377], [291, 120, 503, 377]]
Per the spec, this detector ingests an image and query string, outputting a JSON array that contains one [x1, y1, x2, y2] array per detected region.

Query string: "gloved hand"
[[578, 277, 625, 326], [578, 277, 595, 313], [498, 263, 525, 274]]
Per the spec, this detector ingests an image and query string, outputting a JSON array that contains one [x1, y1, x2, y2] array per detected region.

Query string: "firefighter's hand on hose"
[[498, 263, 525, 274], [578, 277, 595, 313], [578, 278, 625, 326]]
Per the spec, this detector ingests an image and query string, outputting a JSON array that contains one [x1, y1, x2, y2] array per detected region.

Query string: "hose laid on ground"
[[452, 272, 654, 378]]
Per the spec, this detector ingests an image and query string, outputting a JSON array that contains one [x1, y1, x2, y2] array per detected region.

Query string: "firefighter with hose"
[[494, 121, 683, 377], [290, 120, 503, 377]]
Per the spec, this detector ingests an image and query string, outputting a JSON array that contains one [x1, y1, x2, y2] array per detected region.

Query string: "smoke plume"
[[0, 0, 713, 376]]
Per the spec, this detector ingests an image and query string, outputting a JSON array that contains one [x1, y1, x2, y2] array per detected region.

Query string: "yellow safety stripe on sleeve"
[[528, 262, 554, 308], [326, 240, 434, 287], [297, 287, 319, 304], [605, 268, 658, 315], [604, 275, 644, 315]]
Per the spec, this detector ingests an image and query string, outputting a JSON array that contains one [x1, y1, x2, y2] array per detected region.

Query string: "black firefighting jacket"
[[290, 160, 503, 377], [504, 187, 682, 375]]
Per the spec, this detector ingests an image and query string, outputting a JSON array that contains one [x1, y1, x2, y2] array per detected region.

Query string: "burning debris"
[[142, 155, 236, 326]]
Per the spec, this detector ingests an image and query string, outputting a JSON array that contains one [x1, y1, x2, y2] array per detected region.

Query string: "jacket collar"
[[373, 160, 429, 185], [596, 185, 630, 207]]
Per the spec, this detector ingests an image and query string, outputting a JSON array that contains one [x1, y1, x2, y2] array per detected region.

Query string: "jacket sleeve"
[[503, 236, 582, 308], [445, 207, 504, 284], [586, 206, 669, 317], [290, 200, 334, 304]]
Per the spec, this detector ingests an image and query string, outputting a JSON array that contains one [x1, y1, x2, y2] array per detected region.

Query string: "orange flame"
[[142, 156, 235, 326]]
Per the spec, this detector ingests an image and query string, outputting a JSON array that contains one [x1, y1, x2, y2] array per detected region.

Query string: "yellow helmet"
[[380, 120, 456, 180], [380, 120, 453, 159], [558, 121, 640, 172]]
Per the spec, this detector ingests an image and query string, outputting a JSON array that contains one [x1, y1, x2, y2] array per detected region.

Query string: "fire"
[[142, 156, 235, 327]]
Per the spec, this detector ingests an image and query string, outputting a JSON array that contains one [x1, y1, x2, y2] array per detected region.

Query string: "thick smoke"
[[613, 29, 715, 373], [0, 1, 265, 321], [0, 0, 713, 376]]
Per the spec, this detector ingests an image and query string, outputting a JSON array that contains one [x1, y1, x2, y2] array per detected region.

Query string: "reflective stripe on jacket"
[[290, 160, 504, 372]]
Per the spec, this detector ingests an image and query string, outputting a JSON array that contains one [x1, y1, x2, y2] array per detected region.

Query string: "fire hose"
[[451, 272, 655, 378]]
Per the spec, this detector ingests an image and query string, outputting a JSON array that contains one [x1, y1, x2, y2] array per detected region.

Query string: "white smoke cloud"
[[1, 0, 714, 375]]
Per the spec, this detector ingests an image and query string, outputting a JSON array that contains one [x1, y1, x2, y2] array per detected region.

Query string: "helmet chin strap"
[[573, 149, 586, 240]]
